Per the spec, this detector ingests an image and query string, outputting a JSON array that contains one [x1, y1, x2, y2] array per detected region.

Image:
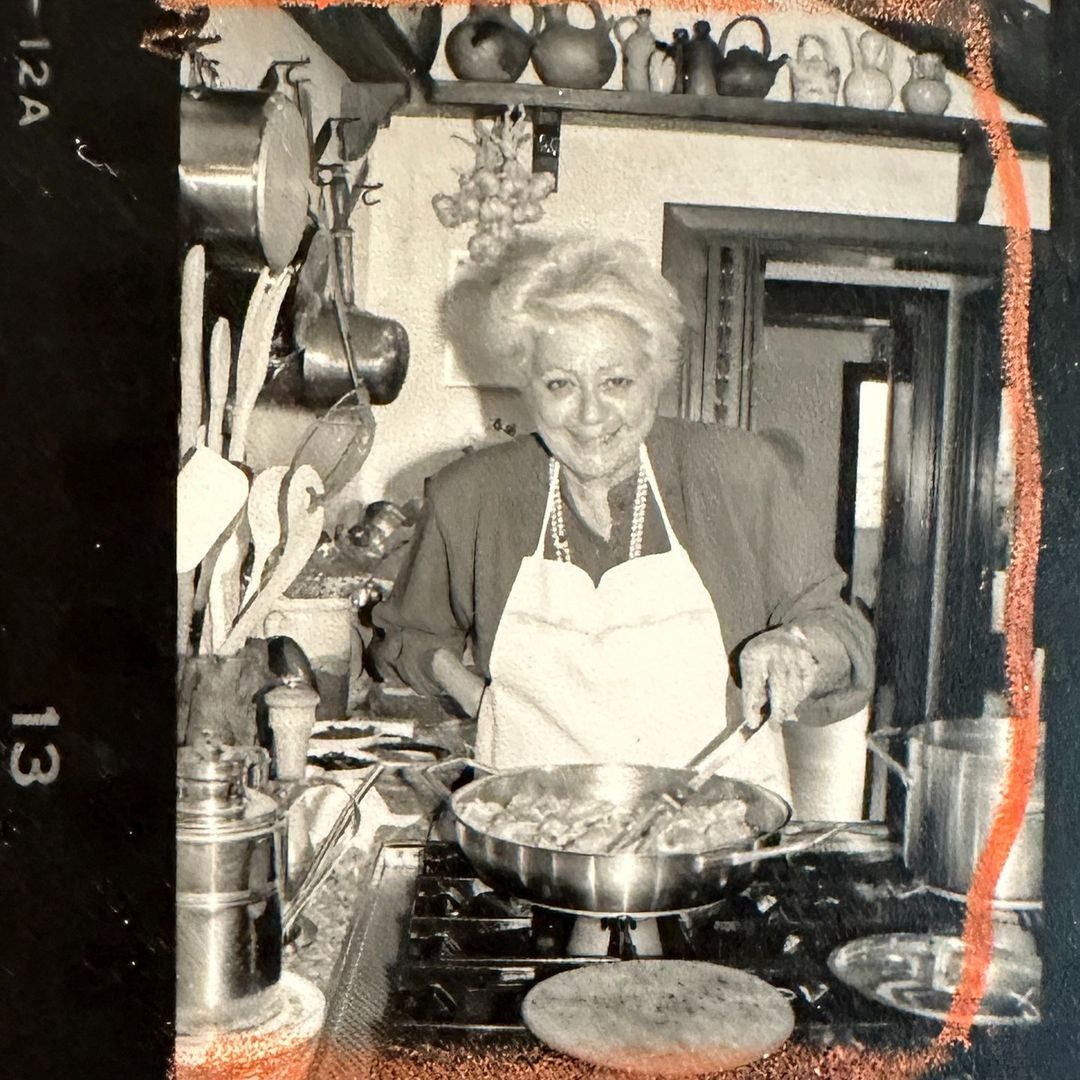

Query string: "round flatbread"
[[521, 960, 794, 1076]]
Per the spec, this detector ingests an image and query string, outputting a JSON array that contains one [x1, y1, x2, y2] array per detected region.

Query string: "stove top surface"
[[373, 841, 974, 1052]]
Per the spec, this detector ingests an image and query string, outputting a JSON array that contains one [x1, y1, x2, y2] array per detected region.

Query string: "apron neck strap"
[[539, 444, 678, 558], [637, 444, 678, 540]]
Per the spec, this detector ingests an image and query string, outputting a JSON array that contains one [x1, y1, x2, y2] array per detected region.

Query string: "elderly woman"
[[371, 237, 873, 803]]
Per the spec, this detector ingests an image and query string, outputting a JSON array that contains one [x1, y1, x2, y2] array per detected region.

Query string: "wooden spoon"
[[229, 267, 294, 464], [199, 515, 248, 657], [178, 245, 206, 462], [241, 465, 290, 611], [218, 465, 324, 657], [206, 317, 232, 456], [178, 245, 205, 657]]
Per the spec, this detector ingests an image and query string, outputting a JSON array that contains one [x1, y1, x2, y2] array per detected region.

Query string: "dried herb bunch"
[[432, 113, 556, 264]]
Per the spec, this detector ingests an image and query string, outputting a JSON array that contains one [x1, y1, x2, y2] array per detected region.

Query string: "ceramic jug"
[[787, 33, 840, 104], [670, 28, 689, 94], [843, 27, 895, 109], [615, 8, 657, 93], [532, 2, 617, 90], [715, 15, 787, 99], [901, 52, 951, 115], [444, 4, 540, 83], [684, 21, 719, 97], [648, 45, 677, 94]]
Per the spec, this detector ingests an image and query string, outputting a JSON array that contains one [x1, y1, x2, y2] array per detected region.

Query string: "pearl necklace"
[[549, 455, 649, 565]]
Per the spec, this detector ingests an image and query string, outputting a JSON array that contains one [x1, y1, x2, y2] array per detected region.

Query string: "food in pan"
[[458, 791, 756, 854]]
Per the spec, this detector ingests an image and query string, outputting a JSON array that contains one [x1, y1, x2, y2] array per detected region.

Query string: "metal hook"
[[358, 182, 383, 207]]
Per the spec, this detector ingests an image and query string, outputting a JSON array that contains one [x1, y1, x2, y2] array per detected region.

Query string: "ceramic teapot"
[[444, 4, 540, 83], [843, 27, 895, 110], [715, 15, 787, 99], [901, 52, 951, 115], [533, 2, 617, 90], [787, 33, 840, 104], [614, 8, 657, 93], [684, 21, 719, 97]]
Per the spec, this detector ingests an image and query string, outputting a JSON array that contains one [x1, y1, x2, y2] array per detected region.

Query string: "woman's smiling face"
[[522, 309, 665, 484]]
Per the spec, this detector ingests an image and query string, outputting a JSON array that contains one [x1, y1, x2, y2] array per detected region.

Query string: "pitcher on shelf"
[[842, 27, 895, 110], [614, 8, 657, 93], [532, 2, 617, 91]]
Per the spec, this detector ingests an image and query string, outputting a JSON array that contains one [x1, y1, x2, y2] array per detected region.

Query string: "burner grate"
[[373, 841, 970, 1049]]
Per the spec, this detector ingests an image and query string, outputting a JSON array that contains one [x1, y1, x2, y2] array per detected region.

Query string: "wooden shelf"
[[394, 80, 1048, 157], [341, 78, 1048, 223]]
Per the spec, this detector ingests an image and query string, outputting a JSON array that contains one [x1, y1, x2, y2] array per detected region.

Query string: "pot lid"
[[828, 933, 1041, 1026]]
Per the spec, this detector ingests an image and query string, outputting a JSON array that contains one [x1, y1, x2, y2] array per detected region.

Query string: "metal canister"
[[176, 748, 287, 1034]]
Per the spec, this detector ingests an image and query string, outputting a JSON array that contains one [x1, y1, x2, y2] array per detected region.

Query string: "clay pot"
[[444, 4, 539, 83], [532, 2, 617, 91], [901, 52, 951, 116]]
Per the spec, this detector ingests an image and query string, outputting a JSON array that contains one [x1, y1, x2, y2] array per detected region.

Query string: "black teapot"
[[715, 15, 786, 99]]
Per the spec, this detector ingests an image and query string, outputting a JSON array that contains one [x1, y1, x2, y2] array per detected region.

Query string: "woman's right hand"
[[431, 648, 487, 718]]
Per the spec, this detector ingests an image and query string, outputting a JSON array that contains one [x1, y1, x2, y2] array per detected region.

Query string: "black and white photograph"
[[3, 2, 1079, 1078]]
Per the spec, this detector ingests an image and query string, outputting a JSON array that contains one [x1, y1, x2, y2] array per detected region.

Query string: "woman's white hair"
[[487, 235, 686, 384]]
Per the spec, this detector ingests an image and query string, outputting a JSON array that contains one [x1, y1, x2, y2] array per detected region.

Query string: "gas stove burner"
[[528, 896, 732, 921]]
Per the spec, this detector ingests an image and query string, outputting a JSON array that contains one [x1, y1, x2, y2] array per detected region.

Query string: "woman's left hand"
[[739, 628, 819, 729]]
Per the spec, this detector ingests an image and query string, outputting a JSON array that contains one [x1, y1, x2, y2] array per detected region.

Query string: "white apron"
[[474, 446, 791, 802]]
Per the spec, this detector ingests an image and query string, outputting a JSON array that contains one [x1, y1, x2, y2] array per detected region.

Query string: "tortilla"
[[521, 960, 794, 1076]]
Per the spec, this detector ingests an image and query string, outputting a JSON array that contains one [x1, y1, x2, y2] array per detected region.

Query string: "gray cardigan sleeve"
[[758, 443, 876, 726], [368, 484, 474, 697]]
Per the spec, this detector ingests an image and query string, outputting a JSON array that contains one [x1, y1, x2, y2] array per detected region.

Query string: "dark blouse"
[[370, 418, 875, 726]]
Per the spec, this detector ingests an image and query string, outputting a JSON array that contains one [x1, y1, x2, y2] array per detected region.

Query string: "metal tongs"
[[605, 717, 766, 855]]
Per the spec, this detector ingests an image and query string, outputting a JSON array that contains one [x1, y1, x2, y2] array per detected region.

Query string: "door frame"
[[661, 203, 1020, 765]]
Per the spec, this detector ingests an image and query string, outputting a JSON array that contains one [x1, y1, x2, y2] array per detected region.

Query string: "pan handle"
[[723, 822, 847, 866], [411, 756, 494, 802], [866, 727, 911, 788]]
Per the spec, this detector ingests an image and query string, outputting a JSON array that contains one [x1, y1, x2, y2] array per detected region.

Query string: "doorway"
[[662, 204, 1007, 818]]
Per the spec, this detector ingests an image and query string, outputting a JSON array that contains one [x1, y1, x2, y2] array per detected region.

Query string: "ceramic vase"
[[901, 52, 951, 115]]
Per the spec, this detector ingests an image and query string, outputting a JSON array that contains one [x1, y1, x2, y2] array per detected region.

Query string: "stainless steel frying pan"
[[423, 761, 843, 916]]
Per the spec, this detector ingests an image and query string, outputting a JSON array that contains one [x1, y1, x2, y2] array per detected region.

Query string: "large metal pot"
[[869, 718, 1044, 907], [429, 762, 840, 916], [180, 85, 310, 273]]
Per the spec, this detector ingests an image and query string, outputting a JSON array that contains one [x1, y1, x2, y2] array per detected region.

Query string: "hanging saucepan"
[[179, 61, 311, 274], [296, 165, 409, 407], [419, 760, 853, 916]]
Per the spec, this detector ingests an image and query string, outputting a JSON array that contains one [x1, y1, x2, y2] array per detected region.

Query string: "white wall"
[[200, 5, 1051, 514], [751, 326, 874, 549]]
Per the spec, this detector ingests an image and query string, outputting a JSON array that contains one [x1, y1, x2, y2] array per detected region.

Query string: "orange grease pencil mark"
[[164, 0, 1044, 1073], [935, 0, 1042, 1047]]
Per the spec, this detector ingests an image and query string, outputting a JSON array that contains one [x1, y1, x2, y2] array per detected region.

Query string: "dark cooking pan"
[[422, 761, 842, 916]]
